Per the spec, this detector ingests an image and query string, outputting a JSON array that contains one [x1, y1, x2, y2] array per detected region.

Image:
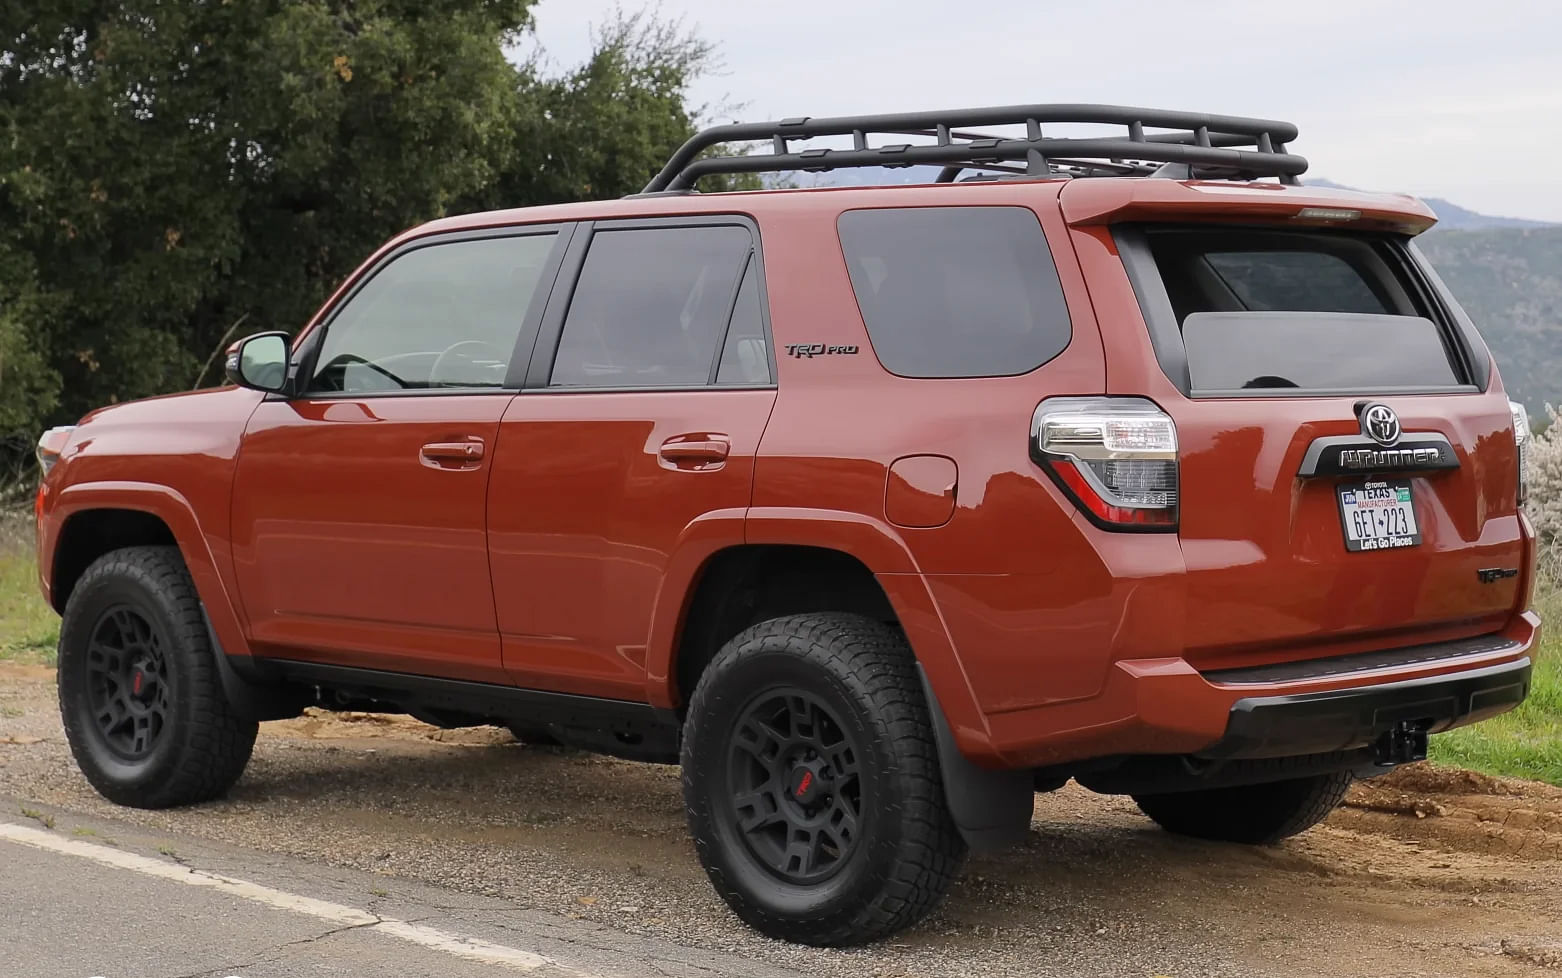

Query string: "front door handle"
[[658, 434, 731, 468], [420, 439, 485, 469]]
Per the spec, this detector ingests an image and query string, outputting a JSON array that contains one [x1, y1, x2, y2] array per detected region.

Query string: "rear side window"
[[838, 207, 1071, 378], [1140, 228, 1464, 393], [550, 225, 758, 388], [715, 259, 772, 385]]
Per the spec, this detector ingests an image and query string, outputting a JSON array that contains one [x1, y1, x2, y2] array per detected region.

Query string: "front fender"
[[43, 482, 253, 661]]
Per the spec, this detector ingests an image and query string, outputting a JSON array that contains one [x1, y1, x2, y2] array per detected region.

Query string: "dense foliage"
[[0, 2, 738, 459]]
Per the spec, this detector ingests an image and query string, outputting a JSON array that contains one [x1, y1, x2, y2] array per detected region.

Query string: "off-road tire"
[[57, 546, 258, 808], [1132, 771, 1354, 844], [682, 613, 965, 946]]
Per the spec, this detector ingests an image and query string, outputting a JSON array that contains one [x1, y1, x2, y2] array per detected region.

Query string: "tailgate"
[[1106, 221, 1527, 671]]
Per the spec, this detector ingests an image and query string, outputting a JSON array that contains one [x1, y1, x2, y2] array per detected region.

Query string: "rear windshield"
[[1138, 228, 1463, 393], [838, 206, 1071, 378]]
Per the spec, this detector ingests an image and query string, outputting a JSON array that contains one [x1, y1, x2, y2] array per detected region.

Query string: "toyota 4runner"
[[34, 104, 1538, 946]]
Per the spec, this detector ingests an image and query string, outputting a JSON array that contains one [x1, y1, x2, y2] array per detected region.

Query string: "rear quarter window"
[[837, 206, 1071, 378]]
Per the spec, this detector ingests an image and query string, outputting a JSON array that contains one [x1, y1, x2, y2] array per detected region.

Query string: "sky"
[[525, 0, 1562, 222]]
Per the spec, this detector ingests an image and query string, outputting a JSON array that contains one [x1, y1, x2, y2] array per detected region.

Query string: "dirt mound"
[[1367, 762, 1519, 797], [271, 708, 517, 747]]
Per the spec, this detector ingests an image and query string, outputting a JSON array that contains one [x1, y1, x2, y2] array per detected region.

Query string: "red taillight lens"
[[1031, 397, 1179, 531]]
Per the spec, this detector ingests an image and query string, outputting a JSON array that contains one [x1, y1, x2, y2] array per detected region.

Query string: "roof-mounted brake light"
[[1294, 206, 1361, 222]]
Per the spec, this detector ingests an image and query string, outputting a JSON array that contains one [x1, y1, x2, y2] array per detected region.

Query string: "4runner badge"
[[785, 343, 859, 358]]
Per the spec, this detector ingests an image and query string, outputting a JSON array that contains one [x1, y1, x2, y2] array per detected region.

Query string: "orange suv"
[[35, 104, 1538, 946]]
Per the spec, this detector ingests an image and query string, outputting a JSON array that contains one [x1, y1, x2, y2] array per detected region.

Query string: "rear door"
[[487, 217, 777, 700], [1107, 223, 1525, 670]]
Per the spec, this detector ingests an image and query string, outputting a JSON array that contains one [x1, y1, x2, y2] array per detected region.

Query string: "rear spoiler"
[[1059, 180, 1438, 235]]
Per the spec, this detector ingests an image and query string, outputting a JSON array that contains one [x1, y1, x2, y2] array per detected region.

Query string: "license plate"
[[1337, 480, 1421, 552]]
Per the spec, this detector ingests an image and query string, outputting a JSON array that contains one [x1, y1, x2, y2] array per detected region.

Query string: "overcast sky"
[[526, 0, 1560, 221]]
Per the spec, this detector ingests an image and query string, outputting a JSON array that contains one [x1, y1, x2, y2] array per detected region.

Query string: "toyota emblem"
[[1360, 403, 1401, 447]]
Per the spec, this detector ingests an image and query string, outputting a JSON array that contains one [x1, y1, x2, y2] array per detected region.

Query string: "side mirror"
[[225, 332, 291, 394]]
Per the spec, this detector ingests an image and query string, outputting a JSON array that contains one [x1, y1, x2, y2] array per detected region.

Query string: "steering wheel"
[[317, 352, 410, 391], [429, 340, 507, 388]]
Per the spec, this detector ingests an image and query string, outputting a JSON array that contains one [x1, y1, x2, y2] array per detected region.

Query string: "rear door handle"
[[420, 439, 485, 469], [658, 434, 731, 467]]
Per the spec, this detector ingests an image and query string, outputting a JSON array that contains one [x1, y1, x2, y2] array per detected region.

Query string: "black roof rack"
[[640, 103, 1306, 194]]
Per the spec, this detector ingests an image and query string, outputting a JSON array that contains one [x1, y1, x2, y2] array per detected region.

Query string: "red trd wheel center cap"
[[130, 665, 153, 701], [788, 759, 830, 806]]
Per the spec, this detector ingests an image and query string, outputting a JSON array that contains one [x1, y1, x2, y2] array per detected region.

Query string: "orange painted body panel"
[[36, 387, 263, 661], [488, 389, 774, 700], [229, 395, 510, 683], [34, 176, 1538, 772]]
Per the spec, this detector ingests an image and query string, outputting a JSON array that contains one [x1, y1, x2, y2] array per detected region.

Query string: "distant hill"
[[1419, 227, 1562, 413]]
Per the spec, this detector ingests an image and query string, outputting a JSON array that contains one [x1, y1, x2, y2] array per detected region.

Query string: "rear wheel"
[[682, 613, 964, 946], [1132, 771, 1353, 844], [57, 546, 258, 808]]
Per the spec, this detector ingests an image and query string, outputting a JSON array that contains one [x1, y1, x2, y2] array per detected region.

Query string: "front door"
[[487, 219, 778, 699], [231, 228, 566, 682]]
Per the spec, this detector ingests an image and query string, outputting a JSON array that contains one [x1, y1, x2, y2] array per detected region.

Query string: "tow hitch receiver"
[[1373, 721, 1429, 766]]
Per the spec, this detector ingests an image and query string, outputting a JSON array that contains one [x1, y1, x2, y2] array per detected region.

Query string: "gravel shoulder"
[[3, 661, 1560, 978]]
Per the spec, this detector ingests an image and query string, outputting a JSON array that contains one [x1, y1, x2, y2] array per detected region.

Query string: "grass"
[[0, 514, 58, 665], [1428, 589, 1562, 785]]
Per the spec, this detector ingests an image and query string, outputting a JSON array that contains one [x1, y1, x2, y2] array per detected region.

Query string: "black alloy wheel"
[[726, 689, 864, 885], [85, 606, 172, 759]]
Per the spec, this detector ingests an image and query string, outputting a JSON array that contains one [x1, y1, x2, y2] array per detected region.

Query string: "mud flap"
[[916, 665, 1033, 852], [203, 614, 305, 722]]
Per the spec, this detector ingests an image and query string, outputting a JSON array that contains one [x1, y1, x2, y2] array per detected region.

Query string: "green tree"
[[1, 2, 738, 456], [470, 10, 761, 210]]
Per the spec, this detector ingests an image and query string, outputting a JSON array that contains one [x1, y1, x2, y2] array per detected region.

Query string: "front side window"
[[309, 233, 557, 394], [837, 206, 1072, 378], [550, 225, 757, 388]]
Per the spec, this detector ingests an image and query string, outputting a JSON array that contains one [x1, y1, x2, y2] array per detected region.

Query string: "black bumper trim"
[[1198, 657, 1532, 760]]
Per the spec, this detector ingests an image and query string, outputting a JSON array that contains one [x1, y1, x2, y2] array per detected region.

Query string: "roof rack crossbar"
[[642, 103, 1305, 193]]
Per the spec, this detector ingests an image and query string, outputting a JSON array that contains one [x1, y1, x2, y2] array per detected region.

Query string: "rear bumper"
[[978, 611, 1539, 768], [1200, 656, 1531, 760]]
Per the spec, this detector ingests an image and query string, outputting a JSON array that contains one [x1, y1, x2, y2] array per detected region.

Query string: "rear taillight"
[[1510, 400, 1529, 507], [1031, 397, 1178, 530]]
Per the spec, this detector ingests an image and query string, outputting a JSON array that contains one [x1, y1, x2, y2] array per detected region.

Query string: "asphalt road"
[[0, 801, 795, 978]]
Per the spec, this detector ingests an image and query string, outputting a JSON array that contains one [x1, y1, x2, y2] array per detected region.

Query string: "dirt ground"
[[2, 660, 1560, 978]]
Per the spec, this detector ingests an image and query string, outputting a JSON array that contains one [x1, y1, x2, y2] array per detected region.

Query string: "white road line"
[[0, 820, 568, 973]]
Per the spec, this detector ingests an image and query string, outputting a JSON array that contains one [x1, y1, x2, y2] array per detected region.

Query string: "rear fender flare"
[[645, 506, 998, 765]]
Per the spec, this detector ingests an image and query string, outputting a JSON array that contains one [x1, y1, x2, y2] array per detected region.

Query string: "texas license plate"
[[1337, 480, 1421, 552]]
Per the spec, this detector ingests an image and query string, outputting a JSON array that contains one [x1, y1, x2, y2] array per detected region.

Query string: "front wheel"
[[682, 613, 964, 947], [1132, 771, 1353, 844], [57, 546, 258, 809]]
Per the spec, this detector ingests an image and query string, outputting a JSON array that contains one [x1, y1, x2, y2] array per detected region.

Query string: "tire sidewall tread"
[[57, 545, 257, 809], [682, 612, 964, 947]]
